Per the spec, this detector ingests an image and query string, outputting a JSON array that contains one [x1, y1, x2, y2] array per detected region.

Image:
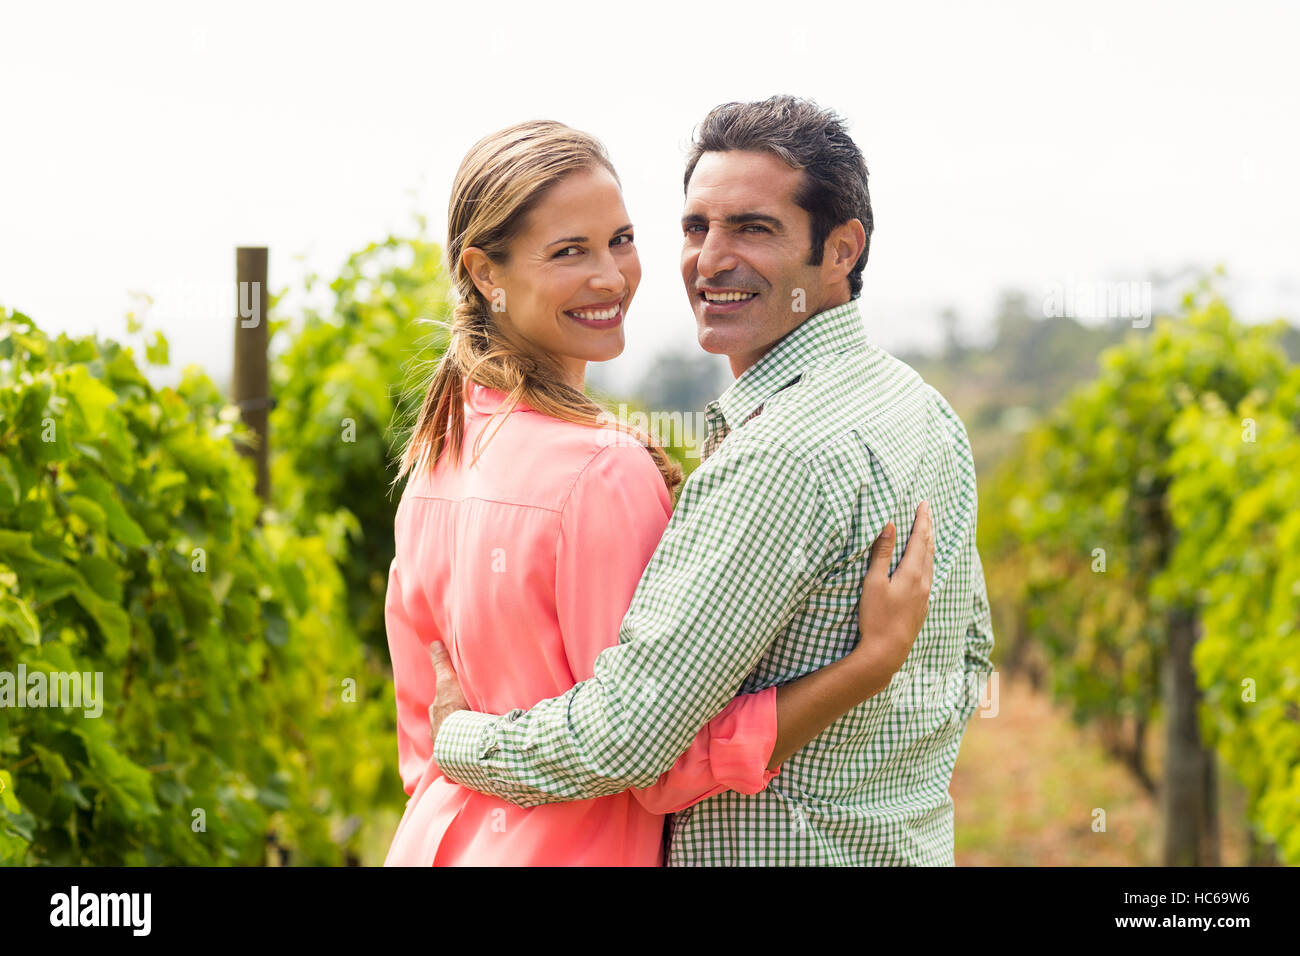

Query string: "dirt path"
[[950, 675, 1250, 865]]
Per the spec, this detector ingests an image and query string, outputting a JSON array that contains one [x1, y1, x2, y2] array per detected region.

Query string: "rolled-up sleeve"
[[434, 435, 835, 807], [629, 684, 779, 814]]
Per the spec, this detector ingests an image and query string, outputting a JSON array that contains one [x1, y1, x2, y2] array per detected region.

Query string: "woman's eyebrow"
[[546, 223, 634, 247]]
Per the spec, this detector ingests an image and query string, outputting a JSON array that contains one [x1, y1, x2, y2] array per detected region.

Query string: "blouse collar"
[[464, 379, 535, 415]]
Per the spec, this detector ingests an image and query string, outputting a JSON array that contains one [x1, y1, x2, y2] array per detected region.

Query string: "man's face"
[[680, 150, 827, 377]]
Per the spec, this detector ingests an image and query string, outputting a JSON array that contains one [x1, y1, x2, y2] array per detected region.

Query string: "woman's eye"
[[554, 246, 581, 258]]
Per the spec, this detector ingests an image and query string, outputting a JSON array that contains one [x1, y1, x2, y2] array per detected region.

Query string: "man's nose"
[[695, 229, 739, 278]]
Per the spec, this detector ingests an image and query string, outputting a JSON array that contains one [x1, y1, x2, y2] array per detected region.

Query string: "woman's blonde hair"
[[391, 120, 682, 496]]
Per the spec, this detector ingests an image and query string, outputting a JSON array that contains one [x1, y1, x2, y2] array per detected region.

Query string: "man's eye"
[[683, 224, 705, 235], [743, 225, 769, 234], [612, 234, 634, 246]]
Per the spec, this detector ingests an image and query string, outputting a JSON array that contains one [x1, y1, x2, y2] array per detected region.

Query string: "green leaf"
[[31, 744, 72, 785], [0, 770, 20, 814], [0, 458, 20, 509], [78, 554, 123, 604], [66, 494, 107, 534], [72, 472, 149, 549], [0, 593, 41, 645], [262, 603, 289, 647], [0, 529, 63, 569], [61, 364, 119, 436], [146, 331, 169, 366]]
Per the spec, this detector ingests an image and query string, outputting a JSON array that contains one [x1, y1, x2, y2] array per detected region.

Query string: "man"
[[430, 95, 994, 865]]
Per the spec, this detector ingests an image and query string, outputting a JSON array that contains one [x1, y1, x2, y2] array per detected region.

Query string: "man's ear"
[[461, 247, 499, 301], [825, 218, 867, 280]]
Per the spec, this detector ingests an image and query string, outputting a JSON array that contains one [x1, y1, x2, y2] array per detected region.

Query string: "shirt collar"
[[464, 379, 534, 415], [710, 299, 869, 430]]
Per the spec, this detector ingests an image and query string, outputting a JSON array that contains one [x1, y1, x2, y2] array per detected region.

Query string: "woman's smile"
[[564, 296, 626, 328]]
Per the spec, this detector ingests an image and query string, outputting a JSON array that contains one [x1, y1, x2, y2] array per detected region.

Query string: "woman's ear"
[[461, 247, 499, 301]]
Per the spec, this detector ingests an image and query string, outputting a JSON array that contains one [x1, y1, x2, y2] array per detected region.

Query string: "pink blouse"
[[383, 380, 780, 866]]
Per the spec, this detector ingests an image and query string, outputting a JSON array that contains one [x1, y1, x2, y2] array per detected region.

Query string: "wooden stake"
[[232, 247, 272, 509]]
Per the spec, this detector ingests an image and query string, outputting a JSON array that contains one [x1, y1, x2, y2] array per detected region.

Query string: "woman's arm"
[[765, 501, 933, 769], [386, 555, 445, 795]]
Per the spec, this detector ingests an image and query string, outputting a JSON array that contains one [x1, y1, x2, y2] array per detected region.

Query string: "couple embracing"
[[382, 95, 993, 867]]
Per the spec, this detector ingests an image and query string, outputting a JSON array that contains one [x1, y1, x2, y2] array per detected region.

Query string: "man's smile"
[[699, 288, 760, 314]]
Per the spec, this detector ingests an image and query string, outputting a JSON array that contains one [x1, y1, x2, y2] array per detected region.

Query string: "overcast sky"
[[3, 0, 1298, 393]]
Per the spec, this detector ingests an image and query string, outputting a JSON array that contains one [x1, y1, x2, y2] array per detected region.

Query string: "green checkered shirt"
[[434, 299, 994, 866]]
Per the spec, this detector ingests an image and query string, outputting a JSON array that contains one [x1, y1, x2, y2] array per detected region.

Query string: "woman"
[[383, 121, 932, 866]]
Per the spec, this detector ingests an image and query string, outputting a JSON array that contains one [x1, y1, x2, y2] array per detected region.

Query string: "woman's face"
[[464, 166, 640, 390]]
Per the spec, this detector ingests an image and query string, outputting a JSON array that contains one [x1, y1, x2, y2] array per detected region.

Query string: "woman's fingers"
[[921, 502, 934, 589], [854, 502, 935, 665], [896, 501, 933, 590], [867, 502, 933, 587], [865, 520, 896, 586]]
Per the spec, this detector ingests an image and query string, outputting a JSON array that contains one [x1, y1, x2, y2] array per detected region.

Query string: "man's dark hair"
[[683, 95, 873, 299]]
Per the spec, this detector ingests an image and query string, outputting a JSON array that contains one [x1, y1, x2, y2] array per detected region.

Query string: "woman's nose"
[[589, 250, 627, 294]]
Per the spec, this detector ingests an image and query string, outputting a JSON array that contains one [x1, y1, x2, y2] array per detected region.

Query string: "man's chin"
[[694, 326, 733, 357]]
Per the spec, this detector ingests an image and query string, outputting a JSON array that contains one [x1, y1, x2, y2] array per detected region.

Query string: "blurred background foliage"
[[947, 276, 1299, 865], [268, 222, 450, 653], [0, 309, 400, 864]]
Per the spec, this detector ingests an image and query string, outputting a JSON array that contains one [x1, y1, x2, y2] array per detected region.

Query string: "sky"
[[3, 0, 1298, 393]]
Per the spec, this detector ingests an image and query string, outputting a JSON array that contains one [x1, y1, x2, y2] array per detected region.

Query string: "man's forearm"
[[432, 663, 712, 807]]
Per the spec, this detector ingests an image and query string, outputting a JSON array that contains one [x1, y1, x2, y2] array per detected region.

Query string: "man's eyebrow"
[[546, 223, 634, 247], [680, 212, 784, 229]]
